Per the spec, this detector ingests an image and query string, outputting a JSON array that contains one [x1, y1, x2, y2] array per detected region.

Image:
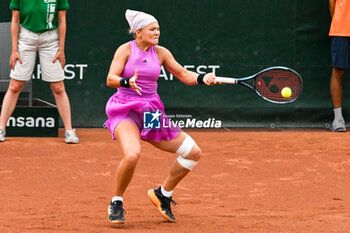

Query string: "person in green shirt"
[[0, 0, 78, 143]]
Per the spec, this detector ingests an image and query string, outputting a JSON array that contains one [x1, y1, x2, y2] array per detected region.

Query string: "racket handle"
[[215, 76, 238, 84]]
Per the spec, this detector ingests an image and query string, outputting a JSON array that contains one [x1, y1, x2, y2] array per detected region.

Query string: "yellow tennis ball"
[[281, 87, 292, 98]]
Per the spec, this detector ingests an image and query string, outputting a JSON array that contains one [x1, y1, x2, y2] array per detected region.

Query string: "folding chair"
[[0, 22, 33, 107]]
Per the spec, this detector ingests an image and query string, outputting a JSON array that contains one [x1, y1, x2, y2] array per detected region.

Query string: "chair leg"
[[29, 91, 32, 107]]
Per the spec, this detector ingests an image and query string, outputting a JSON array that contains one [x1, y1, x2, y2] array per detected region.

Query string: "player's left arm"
[[157, 46, 217, 86], [53, 10, 67, 68]]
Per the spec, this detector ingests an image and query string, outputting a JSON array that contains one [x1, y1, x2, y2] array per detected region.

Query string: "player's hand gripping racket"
[[215, 66, 303, 104]]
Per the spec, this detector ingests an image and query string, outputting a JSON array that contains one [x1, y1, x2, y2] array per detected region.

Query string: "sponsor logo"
[[143, 110, 222, 129], [143, 110, 161, 129], [160, 64, 220, 80], [164, 118, 222, 128], [44, 0, 56, 3], [7, 116, 55, 128], [32, 64, 88, 80]]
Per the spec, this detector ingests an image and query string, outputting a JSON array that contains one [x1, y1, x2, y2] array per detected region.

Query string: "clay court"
[[1, 129, 350, 233]]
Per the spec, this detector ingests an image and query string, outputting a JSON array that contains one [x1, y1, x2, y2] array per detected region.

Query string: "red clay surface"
[[1, 129, 350, 232]]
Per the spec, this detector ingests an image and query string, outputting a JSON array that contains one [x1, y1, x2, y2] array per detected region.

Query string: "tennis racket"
[[215, 66, 303, 104]]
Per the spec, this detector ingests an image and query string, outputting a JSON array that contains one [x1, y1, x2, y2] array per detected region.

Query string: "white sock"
[[161, 186, 173, 198], [334, 108, 344, 121], [111, 196, 123, 202]]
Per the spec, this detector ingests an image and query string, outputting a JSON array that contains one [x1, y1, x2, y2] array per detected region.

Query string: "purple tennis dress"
[[105, 40, 180, 142]]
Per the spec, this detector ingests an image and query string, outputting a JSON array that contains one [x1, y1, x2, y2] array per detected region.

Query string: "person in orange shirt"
[[329, 0, 350, 132]]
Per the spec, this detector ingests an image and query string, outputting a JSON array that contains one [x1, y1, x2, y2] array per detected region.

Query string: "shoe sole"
[[147, 189, 176, 222], [330, 127, 346, 132], [107, 207, 125, 224], [65, 140, 79, 144]]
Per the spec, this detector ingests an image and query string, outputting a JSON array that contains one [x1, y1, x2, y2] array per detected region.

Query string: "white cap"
[[125, 9, 158, 33]]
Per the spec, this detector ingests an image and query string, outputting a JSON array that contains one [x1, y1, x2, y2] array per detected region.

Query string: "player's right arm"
[[106, 43, 142, 94], [106, 43, 130, 87], [10, 10, 22, 70], [329, 0, 336, 18]]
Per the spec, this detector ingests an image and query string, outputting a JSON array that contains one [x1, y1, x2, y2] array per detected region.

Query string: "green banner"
[[1, 99, 59, 137], [0, 0, 343, 128]]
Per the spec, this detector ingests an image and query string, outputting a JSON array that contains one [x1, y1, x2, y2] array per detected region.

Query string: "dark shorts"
[[331, 36, 350, 69]]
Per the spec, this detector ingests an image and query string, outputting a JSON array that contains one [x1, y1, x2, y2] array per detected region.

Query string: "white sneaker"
[[65, 129, 79, 144], [330, 119, 346, 132], [0, 127, 5, 142]]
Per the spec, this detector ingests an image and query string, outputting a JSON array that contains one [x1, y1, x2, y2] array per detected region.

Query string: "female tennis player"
[[105, 9, 218, 224]]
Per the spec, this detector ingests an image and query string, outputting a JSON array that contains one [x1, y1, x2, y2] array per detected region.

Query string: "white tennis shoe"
[[65, 129, 79, 144], [330, 119, 346, 132], [0, 127, 5, 142]]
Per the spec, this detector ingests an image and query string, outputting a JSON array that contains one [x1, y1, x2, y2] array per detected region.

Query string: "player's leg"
[[108, 121, 141, 223], [150, 132, 201, 190], [114, 121, 142, 196], [330, 36, 348, 132], [146, 131, 201, 222]]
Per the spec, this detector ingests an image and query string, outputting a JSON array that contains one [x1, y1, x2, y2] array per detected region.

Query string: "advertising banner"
[[0, 1, 341, 128]]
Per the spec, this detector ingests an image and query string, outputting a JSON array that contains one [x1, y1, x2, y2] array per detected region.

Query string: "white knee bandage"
[[176, 135, 198, 170], [177, 156, 198, 170]]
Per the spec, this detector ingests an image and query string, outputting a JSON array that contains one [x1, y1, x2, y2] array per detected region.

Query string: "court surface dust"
[[1, 129, 349, 232]]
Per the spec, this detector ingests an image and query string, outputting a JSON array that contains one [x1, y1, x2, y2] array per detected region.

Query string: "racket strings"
[[255, 70, 302, 102]]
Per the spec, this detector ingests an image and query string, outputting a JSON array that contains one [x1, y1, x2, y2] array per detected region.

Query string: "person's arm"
[[9, 10, 22, 69], [53, 10, 67, 68], [106, 43, 142, 95], [158, 46, 217, 86], [329, 0, 336, 18]]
